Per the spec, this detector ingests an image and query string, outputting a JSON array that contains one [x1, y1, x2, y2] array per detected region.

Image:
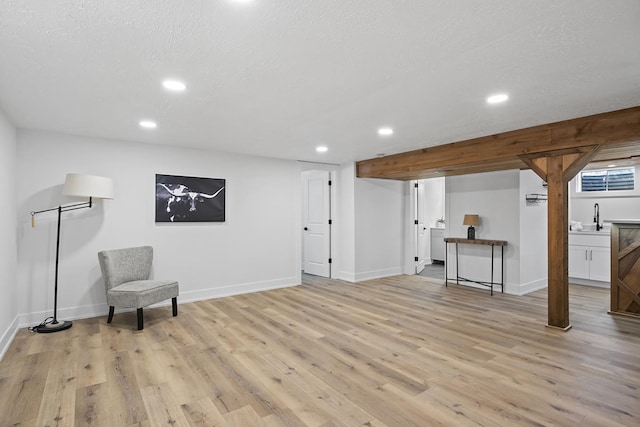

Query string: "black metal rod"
[[501, 246, 505, 293], [455, 243, 459, 285], [491, 244, 495, 296], [52, 205, 62, 323], [31, 197, 94, 325], [445, 241, 448, 287], [31, 200, 91, 216]]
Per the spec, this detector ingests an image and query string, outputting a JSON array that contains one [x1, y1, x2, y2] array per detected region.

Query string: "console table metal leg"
[[455, 243, 459, 285], [445, 242, 448, 287], [501, 245, 504, 293], [490, 244, 495, 296]]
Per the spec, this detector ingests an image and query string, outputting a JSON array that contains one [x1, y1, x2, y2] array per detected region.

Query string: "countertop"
[[603, 219, 640, 224], [569, 229, 610, 236]]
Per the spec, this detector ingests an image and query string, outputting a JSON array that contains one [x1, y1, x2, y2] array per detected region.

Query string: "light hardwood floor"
[[1, 275, 639, 426]]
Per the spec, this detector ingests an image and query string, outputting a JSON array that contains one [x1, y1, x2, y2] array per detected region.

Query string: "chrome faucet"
[[594, 203, 601, 231]]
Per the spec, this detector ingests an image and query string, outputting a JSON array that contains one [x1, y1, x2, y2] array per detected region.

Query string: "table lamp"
[[463, 214, 480, 240]]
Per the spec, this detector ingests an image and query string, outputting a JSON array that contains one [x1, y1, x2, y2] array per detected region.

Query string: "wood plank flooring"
[[1, 275, 639, 426]]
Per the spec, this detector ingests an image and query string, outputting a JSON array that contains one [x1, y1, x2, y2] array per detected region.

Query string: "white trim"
[[353, 267, 403, 283], [568, 277, 609, 288], [516, 278, 548, 295], [336, 271, 357, 282], [18, 276, 300, 328], [178, 276, 300, 303], [18, 304, 106, 328], [0, 316, 19, 362]]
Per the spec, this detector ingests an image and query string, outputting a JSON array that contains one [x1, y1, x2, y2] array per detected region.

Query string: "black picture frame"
[[155, 174, 225, 222]]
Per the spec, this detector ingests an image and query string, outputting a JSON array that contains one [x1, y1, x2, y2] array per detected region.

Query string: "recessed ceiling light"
[[162, 80, 186, 91], [316, 146, 328, 153], [378, 127, 393, 136], [487, 93, 509, 104], [608, 164, 617, 168], [139, 120, 157, 129]]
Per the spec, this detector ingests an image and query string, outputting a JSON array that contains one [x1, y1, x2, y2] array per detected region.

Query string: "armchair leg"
[[107, 306, 114, 323], [137, 308, 143, 330], [172, 297, 178, 316]]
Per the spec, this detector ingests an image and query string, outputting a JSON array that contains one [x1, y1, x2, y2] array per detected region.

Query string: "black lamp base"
[[34, 320, 72, 333], [467, 226, 476, 240]]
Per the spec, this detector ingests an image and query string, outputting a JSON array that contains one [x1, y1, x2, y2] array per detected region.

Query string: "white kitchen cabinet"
[[588, 246, 611, 282], [430, 228, 446, 262], [568, 245, 590, 279], [568, 233, 610, 282]]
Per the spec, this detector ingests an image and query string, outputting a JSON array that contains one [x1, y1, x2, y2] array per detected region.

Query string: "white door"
[[302, 170, 331, 277], [415, 181, 426, 274]]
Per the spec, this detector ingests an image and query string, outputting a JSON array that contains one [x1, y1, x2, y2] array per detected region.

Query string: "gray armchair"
[[97, 246, 179, 330]]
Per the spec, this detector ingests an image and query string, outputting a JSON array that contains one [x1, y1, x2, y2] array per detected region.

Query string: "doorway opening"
[[412, 177, 446, 281], [301, 169, 335, 278]]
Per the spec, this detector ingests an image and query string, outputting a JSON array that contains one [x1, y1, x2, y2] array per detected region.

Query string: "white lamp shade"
[[63, 174, 114, 199]]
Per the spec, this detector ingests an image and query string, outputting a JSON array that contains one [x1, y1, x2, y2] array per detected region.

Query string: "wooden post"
[[546, 156, 571, 329], [521, 147, 601, 330]]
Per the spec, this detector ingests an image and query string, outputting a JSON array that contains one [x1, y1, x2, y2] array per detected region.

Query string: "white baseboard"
[[568, 277, 609, 288], [18, 276, 301, 329], [517, 278, 548, 295], [336, 271, 357, 282], [354, 267, 403, 283], [337, 268, 404, 283], [0, 316, 19, 362], [19, 304, 107, 329], [178, 276, 300, 304]]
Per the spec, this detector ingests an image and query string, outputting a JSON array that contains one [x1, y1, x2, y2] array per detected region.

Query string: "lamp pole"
[[30, 198, 93, 333]]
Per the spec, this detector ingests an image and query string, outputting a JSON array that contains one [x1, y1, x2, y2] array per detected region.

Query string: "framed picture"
[[155, 174, 225, 222]]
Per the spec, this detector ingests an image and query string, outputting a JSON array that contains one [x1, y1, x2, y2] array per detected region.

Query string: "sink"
[[571, 223, 611, 233]]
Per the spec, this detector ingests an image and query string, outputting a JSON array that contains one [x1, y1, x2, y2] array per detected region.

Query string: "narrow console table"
[[444, 237, 507, 295]]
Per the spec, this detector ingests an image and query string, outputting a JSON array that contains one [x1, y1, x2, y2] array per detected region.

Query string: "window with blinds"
[[579, 167, 635, 192]]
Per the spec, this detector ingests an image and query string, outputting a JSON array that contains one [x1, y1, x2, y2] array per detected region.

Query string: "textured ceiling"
[[1, 1, 639, 165]]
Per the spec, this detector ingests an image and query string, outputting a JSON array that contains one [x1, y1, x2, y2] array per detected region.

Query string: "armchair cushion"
[[108, 279, 178, 308]]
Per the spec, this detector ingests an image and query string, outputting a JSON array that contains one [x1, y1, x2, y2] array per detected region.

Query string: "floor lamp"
[[30, 173, 114, 333]]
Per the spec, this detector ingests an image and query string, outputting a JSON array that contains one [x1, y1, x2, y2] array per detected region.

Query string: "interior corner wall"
[[519, 170, 548, 294], [353, 177, 405, 282], [446, 170, 521, 294], [0, 109, 18, 360], [16, 130, 301, 327]]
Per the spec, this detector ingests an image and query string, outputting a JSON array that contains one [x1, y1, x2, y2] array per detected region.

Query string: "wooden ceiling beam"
[[357, 106, 640, 180]]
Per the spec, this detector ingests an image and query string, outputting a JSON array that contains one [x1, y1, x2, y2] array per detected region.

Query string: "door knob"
[[304, 227, 308, 231]]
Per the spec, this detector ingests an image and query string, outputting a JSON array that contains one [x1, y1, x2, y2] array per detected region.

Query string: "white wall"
[[569, 165, 640, 225], [16, 130, 301, 326], [0, 109, 18, 359], [519, 170, 548, 293], [354, 177, 405, 281], [336, 163, 356, 281], [446, 170, 521, 294]]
